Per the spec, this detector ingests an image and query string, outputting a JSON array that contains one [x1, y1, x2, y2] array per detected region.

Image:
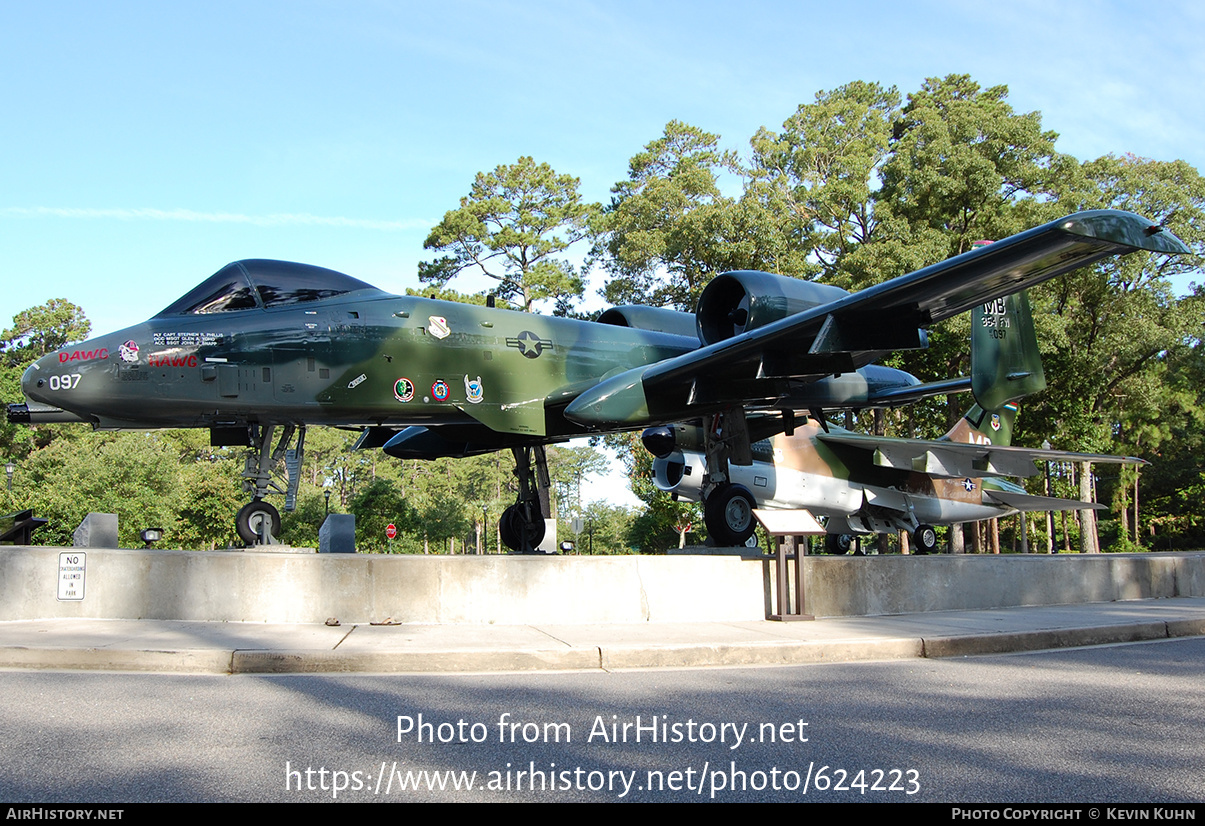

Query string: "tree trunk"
[[1134, 466, 1140, 545], [1079, 461, 1099, 554]]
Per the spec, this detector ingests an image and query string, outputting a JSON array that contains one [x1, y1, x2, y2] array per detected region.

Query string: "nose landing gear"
[[235, 423, 304, 546], [236, 499, 283, 545]]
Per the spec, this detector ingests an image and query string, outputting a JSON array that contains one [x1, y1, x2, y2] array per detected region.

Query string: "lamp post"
[[5, 462, 12, 492], [1042, 439, 1056, 554]]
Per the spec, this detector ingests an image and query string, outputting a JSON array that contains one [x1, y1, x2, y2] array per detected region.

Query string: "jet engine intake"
[[652, 450, 707, 501], [695, 270, 849, 346]]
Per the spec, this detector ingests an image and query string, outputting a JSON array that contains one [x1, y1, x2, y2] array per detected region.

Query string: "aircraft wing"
[[816, 431, 1145, 480], [564, 210, 1188, 428]]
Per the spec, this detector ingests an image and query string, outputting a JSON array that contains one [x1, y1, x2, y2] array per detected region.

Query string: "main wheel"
[[500, 504, 546, 552], [824, 533, 853, 555], [236, 500, 282, 545], [913, 524, 938, 555], [704, 484, 756, 546]]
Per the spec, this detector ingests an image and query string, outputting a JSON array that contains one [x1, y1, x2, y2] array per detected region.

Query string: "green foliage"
[[603, 431, 704, 552], [561, 500, 638, 554], [421, 156, 600, 314], [403, 284, 517, 310], [2, 299, 91, 362], [595, 120, 774, 310], [748, 80, 900, 281], [175, 456, 243, 549], [1, 299, 92, 462], [350, 478, 420, 553], [17, 432, 182, 547], [546, 444, 608, 518]]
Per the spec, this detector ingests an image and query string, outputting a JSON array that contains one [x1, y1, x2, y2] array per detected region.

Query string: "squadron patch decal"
[[118, 340, 140, 364], [393, 377, 415, 402], [431, 379, 450, 401], [464, 375, 483, 404], [428, 316, 450, 340]]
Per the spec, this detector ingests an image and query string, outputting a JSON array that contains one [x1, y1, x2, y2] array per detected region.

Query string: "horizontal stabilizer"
[[821, 432, 1144, 480], [985, 489, 1106, 512], [868, 376, 971, 406]]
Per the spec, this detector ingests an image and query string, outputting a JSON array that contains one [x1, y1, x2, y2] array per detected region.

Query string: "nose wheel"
[[236, 500, 282, 545]]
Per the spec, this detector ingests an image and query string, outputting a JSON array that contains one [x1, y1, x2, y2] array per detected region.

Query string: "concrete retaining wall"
[[2, 546, 1203, 624], [0, 547, 772, 624], [800, 553, 1205, 618]]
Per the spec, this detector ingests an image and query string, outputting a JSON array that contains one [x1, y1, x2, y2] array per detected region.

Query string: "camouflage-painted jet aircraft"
[[641, 291, 1142, 552], [6, 210, 1187, 548]]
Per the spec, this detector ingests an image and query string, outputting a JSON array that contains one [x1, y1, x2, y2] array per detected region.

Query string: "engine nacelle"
[[652, 451, 707, 501], [596, 305, 698, 339], [695, 270, 849, 346]]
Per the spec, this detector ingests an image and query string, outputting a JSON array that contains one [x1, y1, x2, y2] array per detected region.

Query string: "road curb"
[[921, 621, 1171, 658], [0, 646, 233, 673], [3, 616, 1203, 674]]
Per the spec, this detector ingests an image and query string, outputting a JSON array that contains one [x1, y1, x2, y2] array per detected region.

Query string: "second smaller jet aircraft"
[[642, 291, 1142, 552]]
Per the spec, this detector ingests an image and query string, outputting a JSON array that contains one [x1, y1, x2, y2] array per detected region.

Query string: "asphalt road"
[[1, 636, 1202, 803]]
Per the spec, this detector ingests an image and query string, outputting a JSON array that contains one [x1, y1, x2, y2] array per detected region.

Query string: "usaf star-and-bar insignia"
[[506, 330, 553, 359]]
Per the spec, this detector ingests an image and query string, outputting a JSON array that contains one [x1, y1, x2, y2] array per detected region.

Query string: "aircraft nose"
[[7, 356, 79, 424], [20, 359, 48, 402]]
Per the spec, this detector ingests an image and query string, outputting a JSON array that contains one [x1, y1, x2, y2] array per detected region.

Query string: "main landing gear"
[[912, 523, 938, 554], [704, 482, 757, 546], [824, 533, 854, 555], [235, 423, 305, 546], [499, 445, 550, 553], [697, 407, 762, 547]]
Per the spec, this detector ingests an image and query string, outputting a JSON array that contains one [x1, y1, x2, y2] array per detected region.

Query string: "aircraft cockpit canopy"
[[156, 259, 381, 316]]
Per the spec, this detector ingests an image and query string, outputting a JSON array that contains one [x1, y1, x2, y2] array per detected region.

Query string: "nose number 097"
[[49, 374, 82, 391]]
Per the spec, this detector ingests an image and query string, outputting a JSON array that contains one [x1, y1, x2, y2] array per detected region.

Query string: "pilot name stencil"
[[152, 331, 223, 347]]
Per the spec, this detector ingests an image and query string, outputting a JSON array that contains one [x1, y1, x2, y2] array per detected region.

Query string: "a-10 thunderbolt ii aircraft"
[[6, 210, 1188, 548], [641, 290, 1144, 552]]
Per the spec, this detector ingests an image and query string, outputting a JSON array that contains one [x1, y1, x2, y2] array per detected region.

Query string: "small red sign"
[[386, 523, 397, 539]]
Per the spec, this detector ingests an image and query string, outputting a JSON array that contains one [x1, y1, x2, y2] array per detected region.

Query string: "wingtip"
[[1058, 210, 1192, 255]]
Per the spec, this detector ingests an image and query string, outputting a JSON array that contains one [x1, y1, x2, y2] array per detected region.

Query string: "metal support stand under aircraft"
[[500, 444, 551, 552]]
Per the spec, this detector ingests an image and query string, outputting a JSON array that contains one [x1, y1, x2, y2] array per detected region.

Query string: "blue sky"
[[2, 0, 1202, 505]]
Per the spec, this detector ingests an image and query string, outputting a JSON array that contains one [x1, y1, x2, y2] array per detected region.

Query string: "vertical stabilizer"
[[944, 290, 1044, 447], [946, 400, 1020, 447], [971, 290, 1045, 410]]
